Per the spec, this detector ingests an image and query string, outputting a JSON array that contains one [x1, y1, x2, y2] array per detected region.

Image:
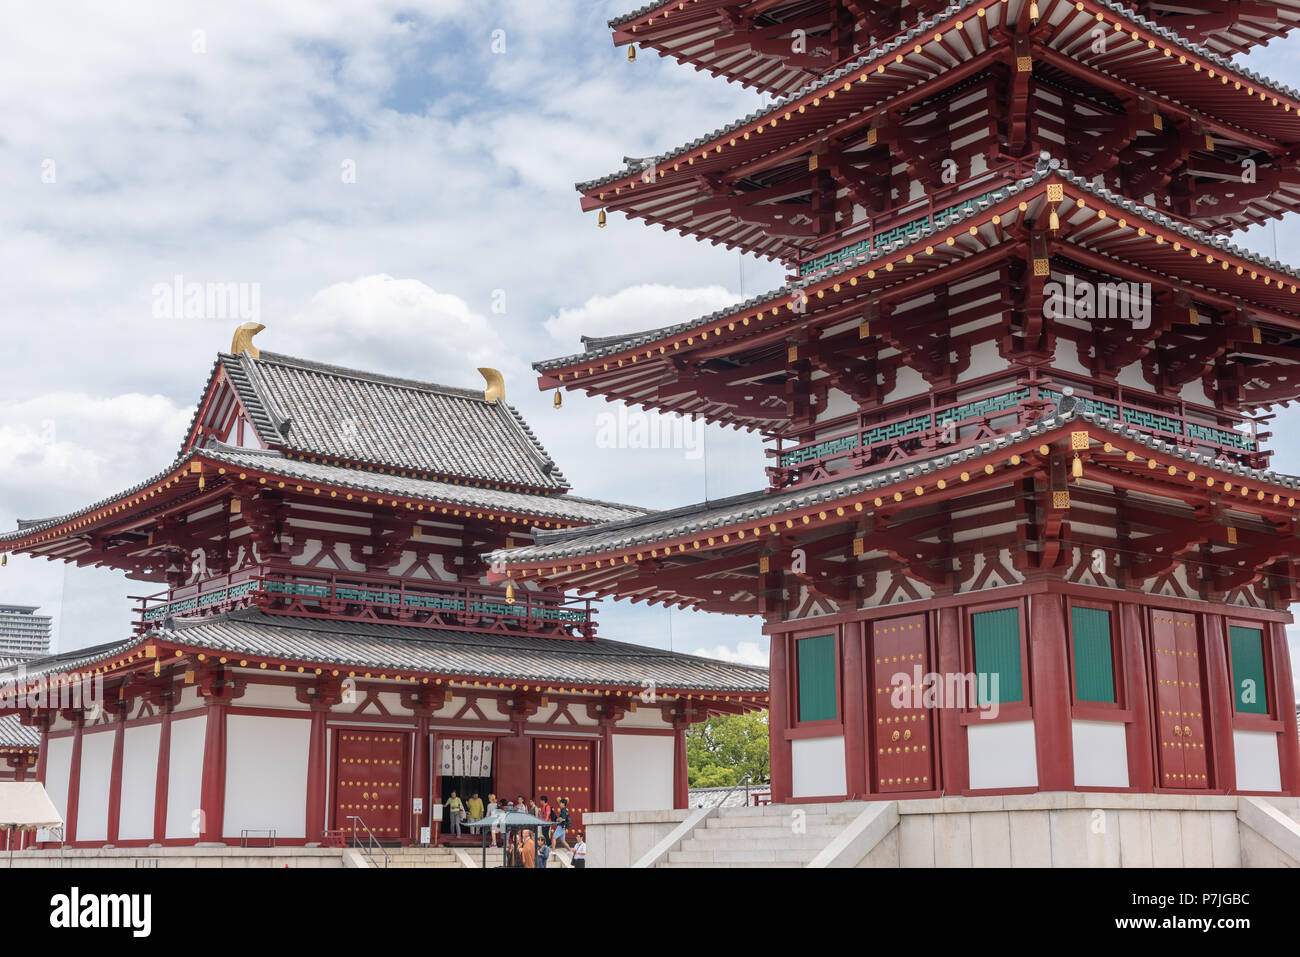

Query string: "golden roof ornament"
[[231, 322, 265, 358], [479, 368, 505, 403]]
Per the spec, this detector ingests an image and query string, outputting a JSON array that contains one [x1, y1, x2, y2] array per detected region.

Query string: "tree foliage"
[[686, 710, 770, 788]]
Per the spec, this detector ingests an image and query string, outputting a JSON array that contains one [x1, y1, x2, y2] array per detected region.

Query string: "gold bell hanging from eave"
[[553, 389, 563, 409], [1, 553, 6, 567], [598, 209, 607, 228], [627, 43, 637, 62], [505, 579, 516, 605], [1029, 1, 1040, 23]]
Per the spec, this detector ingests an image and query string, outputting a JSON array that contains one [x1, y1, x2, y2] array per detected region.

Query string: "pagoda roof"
[[183, 351, 570, 492], [609, 0, 1300, 92], [0, 441, 649, 555], [485, 407, 1300, 610], [1, 609, 769, 699], [547, 157, 1300, 430], [582, 0, 1300, 257], [0, 715, 38, 751]]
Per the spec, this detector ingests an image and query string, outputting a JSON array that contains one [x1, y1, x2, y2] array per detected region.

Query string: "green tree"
[[686, 710, 769, 788]]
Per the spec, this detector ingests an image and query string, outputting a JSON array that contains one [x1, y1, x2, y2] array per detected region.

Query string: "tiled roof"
[[0, 444, 650, 545], [544, 155, 1300, 371], [489, 406, 1300, 566], [204, 351, 570, 491], [5, 611, 769, 695], [0, 714, 39, 749], [583, 0, 1300, 194]]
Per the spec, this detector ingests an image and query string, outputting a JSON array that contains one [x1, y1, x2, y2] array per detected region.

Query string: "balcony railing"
[[767, 370, 1270, 489], [133, 565, 597, 640]]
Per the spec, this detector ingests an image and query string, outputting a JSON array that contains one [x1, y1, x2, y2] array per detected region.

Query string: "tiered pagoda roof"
[[612, 0, 1300, 88]]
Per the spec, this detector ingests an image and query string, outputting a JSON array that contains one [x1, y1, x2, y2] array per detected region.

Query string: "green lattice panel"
[[1185, 422, 1254, 451], [936, 388, 1030, 426], [1122, 407, 1183, 436], [863, 413, 932, 446], [1038, 389, 1119, 419], [780, 433, 860, 468]]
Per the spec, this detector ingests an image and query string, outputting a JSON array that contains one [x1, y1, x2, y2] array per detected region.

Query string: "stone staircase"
[[374, 846, 464, 869], [657, 802, 868, 868]]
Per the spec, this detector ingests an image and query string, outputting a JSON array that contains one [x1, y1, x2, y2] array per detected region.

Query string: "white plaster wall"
[[234, 683, 301, 710], [612, 734, 674, 812], [119, 724, 160, 841], [224, 714, 311, 840], [791, 735, 847, 799], [1071, 720, 1129, 789], [1234, 730, 1283, 793], [613, 706, 670, 730], [75, 730, 115, 843], [166, 715, 206, 840], [967, 720, 1038, 790], [43, 736, 73, 827]]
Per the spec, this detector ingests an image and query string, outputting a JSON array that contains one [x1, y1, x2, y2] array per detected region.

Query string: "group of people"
[[443, 791, 587, 868]]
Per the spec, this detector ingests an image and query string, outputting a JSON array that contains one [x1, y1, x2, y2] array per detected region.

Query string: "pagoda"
[[0, 335, 767, 848], [490, 0, 1300, 804]]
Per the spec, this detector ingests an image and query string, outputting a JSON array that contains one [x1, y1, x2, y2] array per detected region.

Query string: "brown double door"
[[870, 614, 935, 793], [533, 739, 596, 834], [1150, 610, 1210, 789], [333, 730, 409, 840]]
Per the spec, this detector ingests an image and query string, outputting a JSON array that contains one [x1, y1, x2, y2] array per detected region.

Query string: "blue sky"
[[1, 1, 1299, 677]]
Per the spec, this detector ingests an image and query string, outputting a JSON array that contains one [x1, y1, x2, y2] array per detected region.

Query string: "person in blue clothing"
[[551, 797, 573, 852]]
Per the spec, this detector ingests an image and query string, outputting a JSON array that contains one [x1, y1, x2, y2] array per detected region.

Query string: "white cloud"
[[691, 642, 769, 668], [544, 284, 743, 346]]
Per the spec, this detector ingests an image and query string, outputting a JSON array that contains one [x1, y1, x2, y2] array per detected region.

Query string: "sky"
[[0, 1, 1298, 681]]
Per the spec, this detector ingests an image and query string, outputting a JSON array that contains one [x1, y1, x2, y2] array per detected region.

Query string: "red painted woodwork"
[[768, 632, 792, 804], [1119, 602, 1156, 792], [870, 613, 934, 793], [1272, 622, 1300, 792], [533, 738, 596, 833], [199, 699, 228, 842], [411, 713, 430, 838], [1029, 593, 1074, 790], [332, 730, 408, 840], [305, 709, 329, 844], [841, 622, 868, 797], [153, 707, 172, 844], [106, 712, 126, 845], [1201, 615, 1237, 791], [673, 729, 688, 810], [935, 606, 966, 794], [1150, 609, 1210, 789], [64, 716, 83, 844]]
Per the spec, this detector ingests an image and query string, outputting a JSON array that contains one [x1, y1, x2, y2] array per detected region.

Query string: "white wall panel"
[[75, 730, 115, 843], [119, 724, 161, 841], [1071, 720, 1129, 788], [223, 714, 311, 840], [1234, 729, 1283, 792], [166, 715, 206, 840], [967, 720, 1038, 790], [791, 735, 847, 798], [612, 734, 674, 812]]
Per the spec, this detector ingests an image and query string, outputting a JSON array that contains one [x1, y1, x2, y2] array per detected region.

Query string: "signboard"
[[431, 804, 443, 822], [413, 798, 424, 814]]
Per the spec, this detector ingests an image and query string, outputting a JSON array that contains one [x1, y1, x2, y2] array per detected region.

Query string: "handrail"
[[701, 773, 752, 811], [348, 815, 391, 869]]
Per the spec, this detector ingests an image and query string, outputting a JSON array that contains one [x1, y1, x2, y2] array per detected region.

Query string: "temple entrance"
[[332, 729, 409, 841], [436, 737, 495, 842], [1150, 610, 1210, 789], [532, 738, 596, 836], [869, 613, 935, 793]]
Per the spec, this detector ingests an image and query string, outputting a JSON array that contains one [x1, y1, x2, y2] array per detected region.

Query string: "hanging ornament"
[[627, 44, 637, 62], [505, 580, 516, 605], [1, 554, 6, 567], [553, 389, 563, 409], [1029, 1, 1040, 23], [1072, 453, 1083, 479], [1048, 204, 1060, 233]]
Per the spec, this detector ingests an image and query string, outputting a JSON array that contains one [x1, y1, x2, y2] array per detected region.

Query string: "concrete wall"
[[584, 809, 692, 868]]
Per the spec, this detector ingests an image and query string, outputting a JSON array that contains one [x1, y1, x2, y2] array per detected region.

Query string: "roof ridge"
[[250, 351, 495, 403]]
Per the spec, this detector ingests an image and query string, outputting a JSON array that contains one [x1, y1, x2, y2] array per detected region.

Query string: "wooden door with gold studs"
[[871, 614, 934, 793], [532, 739, 595, 834], [1150, 611, 1209, 789], [333, 730, 409, 840]]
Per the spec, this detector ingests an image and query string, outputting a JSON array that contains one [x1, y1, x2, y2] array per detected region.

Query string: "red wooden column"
[[197, 675, 233, 845], [152, 701, 174, 844], [767, 631, 792, 804], [673, 726, 689, 809], [33, 713, 51, 785], [598, 723, 615, 812], [1201, 614, 1236, 792], [1272, 622, 1300, 795], [105, 702, 128, 845], [411, 707, 433, 842], [935, 606, 968, 793], [1119, 602, 1155, 792], [1029, 592, 1073, 790], [841, 621, 868, 799], [63, 712, 85, 844], [299, 678, 341, 845]]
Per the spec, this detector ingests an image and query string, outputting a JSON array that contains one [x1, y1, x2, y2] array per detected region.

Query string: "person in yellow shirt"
[[467, 793, 484, 822]]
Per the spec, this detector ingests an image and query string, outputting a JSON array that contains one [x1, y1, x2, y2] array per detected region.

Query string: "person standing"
[[572, 835, 586, 869], [520, 829, 536, 869], [537, 794, 552, 846], [552, 798, 572, 852], [467, 792, 484, 822], [446, 792, 464, 837], [536, 834, 551, 870], [486, 794, 499, 848]]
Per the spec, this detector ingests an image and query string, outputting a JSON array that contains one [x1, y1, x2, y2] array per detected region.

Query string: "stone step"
[[699, 821, 843, 837], [656, 860, 803, 868], [667, 847, 816, 865], [705, 814, 858, 830], [681, 834, 827, 852]]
